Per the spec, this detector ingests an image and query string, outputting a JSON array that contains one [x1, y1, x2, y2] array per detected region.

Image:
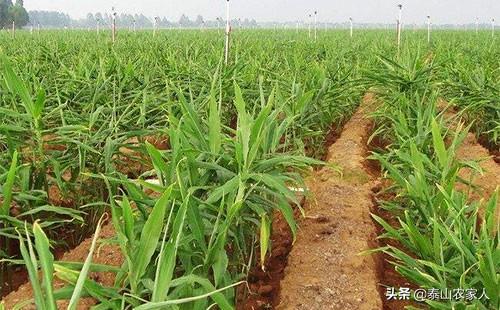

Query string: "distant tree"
[[136, 14, 151, 27], [0, 0, 13, 27], [160, 17, 170, 28], [194, 15, 204, 26], [28, 10, 70, 28], [103, 13, 110, 24], [95, 12, 103, 23], [86, 13, 94, 23], [179, 14, 191, 27], [26, 9, 249, 30], [11, 0, 29, 27], [120, 14, 134, 28]]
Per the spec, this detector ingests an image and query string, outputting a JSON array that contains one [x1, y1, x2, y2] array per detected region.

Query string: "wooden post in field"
[[396, 4, 402, 48], [427, 15, 431, 43], [349, 17, 353, 38], [112, 7, 117, 43], [12, 21, 15, 38], [133, 19, 137, 32], [224, 0, 231, 65]]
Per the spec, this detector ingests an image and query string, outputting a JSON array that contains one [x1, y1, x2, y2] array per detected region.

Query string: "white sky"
[[24, 0, 500, 24]]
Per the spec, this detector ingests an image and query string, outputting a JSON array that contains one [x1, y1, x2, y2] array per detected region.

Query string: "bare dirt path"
[[1, 222, 121, 310], [277, 93, 383, 310]]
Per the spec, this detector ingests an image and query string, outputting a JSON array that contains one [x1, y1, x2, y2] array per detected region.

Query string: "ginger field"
[[0, 29, 499, 309]]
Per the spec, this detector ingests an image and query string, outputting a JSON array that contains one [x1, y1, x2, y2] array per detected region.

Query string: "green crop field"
[[0, 28, 498, 309]]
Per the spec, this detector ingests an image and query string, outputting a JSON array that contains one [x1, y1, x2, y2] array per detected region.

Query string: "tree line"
[[0, 0, 29, 28], [28, 11, 258, 29]]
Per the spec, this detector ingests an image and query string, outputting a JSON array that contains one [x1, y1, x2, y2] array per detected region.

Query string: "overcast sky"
[[24, 0, 499, 24]]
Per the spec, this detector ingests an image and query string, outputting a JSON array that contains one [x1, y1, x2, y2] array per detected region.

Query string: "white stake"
[[154, 17, 159, 36], [349, 17, 353, 38], [37, 23, 41, 35], [492, 18, 495, 38], [111, 7, 117, 43], [12, 21, 15, 38], [308, 14, 312, 38], [476, 17, 479, 34], [296, 21, 299, 34], [224, 0, 231, 65], [427, 15, 431, 43], [314, 11, 318, 41], [133, 19, 136, 32], [397, 4, 403, 47]]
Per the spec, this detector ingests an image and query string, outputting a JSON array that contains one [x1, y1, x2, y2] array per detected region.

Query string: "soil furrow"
[[9, 96, 497, 310], [440, 102, 500, 229], [277, 93, 383, 310]]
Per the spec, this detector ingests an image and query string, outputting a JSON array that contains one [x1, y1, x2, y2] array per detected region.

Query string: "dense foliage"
[[367, 46, 499, 309], [0, 28, 498, 309], [0, 0, 28, 28]]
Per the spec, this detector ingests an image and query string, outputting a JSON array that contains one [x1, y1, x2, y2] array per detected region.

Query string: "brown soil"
[[236, 214, 292, 309], [114, 135, 169, 177], [323, 125, 342, 150], [22, 134, 67, 155], [477, 135, 500, 164], [1, 221, 121, 309], [277, 93, 384, 310], [1, 173, 104, 297], [368, 180, 421, 310], [0, 263, 27, 298], [237, 194, 305, 310], [365, 135, 418, 310]]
